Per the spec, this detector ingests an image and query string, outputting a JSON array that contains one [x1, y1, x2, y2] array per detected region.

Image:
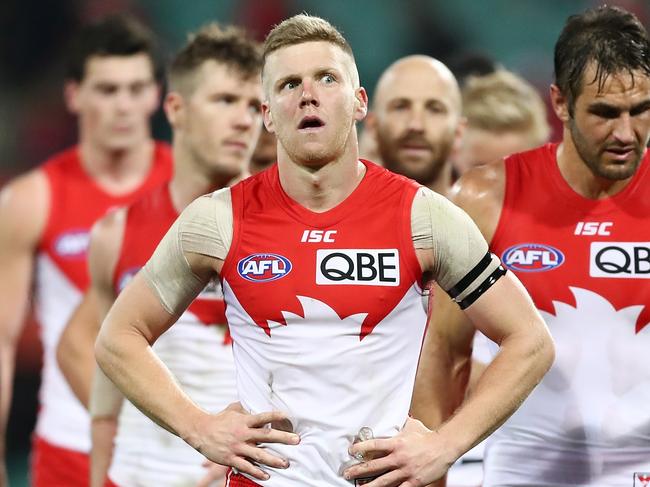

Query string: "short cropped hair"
[[462, 70, 550, 145], [262, 14, 358, 87], [263, 14, 353, 60], [66, 14, 159, 82], [554, 5, 650, 115], [168, 23, 261, 94]]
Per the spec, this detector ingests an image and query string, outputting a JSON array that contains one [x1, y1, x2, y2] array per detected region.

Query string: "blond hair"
[[262, 14, 358, 87], [462, 70, 550, 144], [264, 14, 352, 59]]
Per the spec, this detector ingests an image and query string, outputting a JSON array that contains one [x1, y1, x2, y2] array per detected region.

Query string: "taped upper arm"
[[412, 187, 505, 309], [142, 189, 233, 316]]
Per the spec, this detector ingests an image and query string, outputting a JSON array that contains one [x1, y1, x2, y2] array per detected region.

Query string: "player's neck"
[[424, 162, 452, 195], [557, 133, 634, 200], [277, 145, 365, 213], [78, 138, 154, 195], [170, 149, 242, 212]]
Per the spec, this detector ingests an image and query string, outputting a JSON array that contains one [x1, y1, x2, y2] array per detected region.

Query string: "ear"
[[363, 111, 379, 143], [262, 101, 275, 133], [64, 81, 81, 114], [148, 82, 163, 115], [550, 84, 570, 123], [164, 91, 184, 129], [452, 115, 467, 154], [353, 87, 369, 122]]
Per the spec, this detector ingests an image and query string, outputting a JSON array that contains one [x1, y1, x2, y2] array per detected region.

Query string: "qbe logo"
[[634, 472, 650, 486], [590, 242, 650, 279], [237, 253, 292, 282], [316, 249, 399, 286], [502, 243, 564, 272]]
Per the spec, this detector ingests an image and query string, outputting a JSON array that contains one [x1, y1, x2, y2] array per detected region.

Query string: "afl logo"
[[502, 243, 564, 272], [54, 230, 90, 258], [238, 253, 292, 282]]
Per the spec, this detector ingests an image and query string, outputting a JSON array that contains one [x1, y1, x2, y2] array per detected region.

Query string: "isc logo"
[[238, 253, 292, 282], [301, 230, 337, 243], [316, 249, 399, 286], [502, 243, 565, 272], [574, 221, 612, 236], [590, 242, 650, 279]]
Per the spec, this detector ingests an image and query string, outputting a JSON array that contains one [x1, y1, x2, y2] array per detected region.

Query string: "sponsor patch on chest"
[[590, 242, 650, 279], [237, 253, 292, 282], [316, 249, 400, 286], [502, 243, 564, 272], [54, 230, 90, 258]]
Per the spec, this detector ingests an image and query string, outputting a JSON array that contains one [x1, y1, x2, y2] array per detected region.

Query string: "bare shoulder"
[[0, 169, 50, 247], [449, 161, 505, 242], [88, 207, 128, 285]]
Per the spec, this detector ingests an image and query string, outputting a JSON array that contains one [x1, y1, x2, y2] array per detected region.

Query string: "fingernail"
[[283, 460, 290, 468], [263, 473, 270, 480]]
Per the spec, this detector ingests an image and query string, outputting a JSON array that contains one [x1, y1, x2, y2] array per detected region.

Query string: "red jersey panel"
[[485, 143, 650, 486], [220, 161, 427, 486], [40, 143, 173, 291], [113, 183, 227, 326]]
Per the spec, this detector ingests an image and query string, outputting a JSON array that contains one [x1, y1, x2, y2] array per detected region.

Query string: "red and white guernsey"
[[484, 143, 650, 487], [35, 143, 172, 453], [108, 184, 236, 486], [220, 161, 427, 486]]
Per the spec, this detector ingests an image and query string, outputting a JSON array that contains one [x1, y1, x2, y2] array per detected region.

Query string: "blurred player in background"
[[56, 23, 263, 487], [453, 69, 550, 176], [0, 14, 171, 487], [364, 55, 464, 193]]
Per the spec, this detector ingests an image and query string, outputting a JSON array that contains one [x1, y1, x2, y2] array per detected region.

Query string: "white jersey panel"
[[110, 310, 236, 486], [33, 253, 90, 452], [223, 278, 427, 487], [484, 287, 650, 487]]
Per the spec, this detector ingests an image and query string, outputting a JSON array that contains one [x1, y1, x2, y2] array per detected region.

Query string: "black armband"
[[447, 252, 507, 309]]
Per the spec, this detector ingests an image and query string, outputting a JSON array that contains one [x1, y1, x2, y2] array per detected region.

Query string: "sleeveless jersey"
[[220, 161, 428, 486], [109, 184, 236, 486], [34, 143, 172, 453], [484, 143, 650, 487]]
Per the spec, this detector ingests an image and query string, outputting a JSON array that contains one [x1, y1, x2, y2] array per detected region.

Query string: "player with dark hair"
[[0, 14, 171, 487], [412, 6, 650, 486]]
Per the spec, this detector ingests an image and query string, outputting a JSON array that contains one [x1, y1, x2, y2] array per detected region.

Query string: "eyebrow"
[[588, 99, 650, 113]]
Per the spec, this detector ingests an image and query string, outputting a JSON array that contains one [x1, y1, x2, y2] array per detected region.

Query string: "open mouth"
[[298, 116, 325, 130]]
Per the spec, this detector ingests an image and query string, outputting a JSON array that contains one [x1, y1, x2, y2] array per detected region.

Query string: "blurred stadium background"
[[3, 0, 648, 484]]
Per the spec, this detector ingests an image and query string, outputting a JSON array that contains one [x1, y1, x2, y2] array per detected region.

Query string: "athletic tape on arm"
[[143, 189, 233, 315], [411, 187, 505, 308]]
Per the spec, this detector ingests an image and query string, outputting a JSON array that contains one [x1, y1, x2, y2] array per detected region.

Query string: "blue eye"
[[283, 80, 299, 90], [322, 74, 335, 83]]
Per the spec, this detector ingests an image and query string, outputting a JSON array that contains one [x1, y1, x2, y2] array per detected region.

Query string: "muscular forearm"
[[95, 323, 206, 446], [411, 332, 470, 429], [90, 417, 117, 487], [437, 324, 553, 458]]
